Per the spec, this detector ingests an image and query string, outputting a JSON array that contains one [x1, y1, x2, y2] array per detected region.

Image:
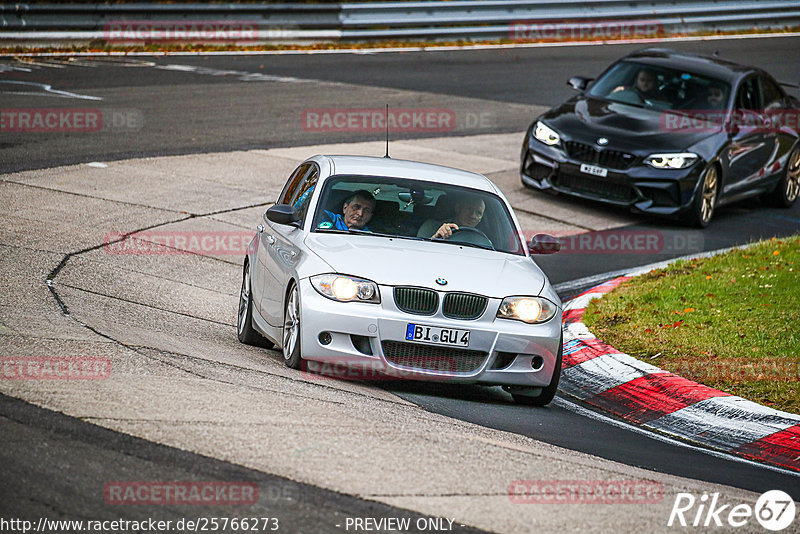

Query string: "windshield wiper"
[[314, 228, 352, 235], [315, 227, 426, 241], [430, 238, 494, 251]]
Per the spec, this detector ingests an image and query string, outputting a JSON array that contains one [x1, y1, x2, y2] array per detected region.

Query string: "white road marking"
[[154, 63, 313, 83], [0, 80, 103, 100], [0, 64, 33, 73], [15, 58, 68, 69]]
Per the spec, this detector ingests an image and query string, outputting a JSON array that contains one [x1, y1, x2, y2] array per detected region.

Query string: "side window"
[[289, 167, 319, 223], [760, 77, 784, 110], [277, 163, 310, 205], [735, 78, 761, 111]]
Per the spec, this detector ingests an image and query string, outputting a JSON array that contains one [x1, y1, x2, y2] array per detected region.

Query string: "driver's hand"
[[433, 223, 458, 239]]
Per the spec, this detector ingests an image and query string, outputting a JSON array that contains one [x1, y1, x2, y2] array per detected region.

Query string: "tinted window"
[[760, 76, 784, 110], [277, 163, 310, 204], [736, 78, 762, 111], [289, 167, 319, 223]]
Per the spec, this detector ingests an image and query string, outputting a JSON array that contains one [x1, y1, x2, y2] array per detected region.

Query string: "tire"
[[687, 165, 719, 228], [237, 261, 272, 347], [768, 146, 800, 208], [282, 282, 303, 369], [509, 337, 563, 407]]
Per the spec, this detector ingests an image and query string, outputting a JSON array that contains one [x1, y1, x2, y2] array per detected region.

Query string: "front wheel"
[[687, 165, 719, 228], [282, 282, 303, 369], [768, 146, 800, 208]]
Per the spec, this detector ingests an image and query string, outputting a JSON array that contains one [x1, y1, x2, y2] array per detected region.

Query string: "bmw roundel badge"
[[435, 277, 448, 286], [596, 137, 609, 145]]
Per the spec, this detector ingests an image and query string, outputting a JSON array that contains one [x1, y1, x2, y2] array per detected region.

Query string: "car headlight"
[[644, 152, 698, 169], [533, 121, 561, 146], [311, 274, 380, 303], [497, 296, 558, 324]]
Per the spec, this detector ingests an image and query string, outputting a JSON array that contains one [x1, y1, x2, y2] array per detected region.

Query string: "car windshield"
[[311, 175, 525, 256], [588, 60, 731, 115]]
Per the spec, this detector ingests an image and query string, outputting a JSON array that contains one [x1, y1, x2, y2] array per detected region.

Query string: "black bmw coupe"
[[521, 48, 800, 227]]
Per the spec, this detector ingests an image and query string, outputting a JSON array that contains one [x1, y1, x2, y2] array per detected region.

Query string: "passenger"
[[318, 190, 375, 231], [699, 82, 726, 110], [417, 196, 486, 239]]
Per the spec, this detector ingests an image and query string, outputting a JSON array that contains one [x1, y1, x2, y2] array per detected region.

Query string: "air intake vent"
[[564, 141, 636, 170], [381, 341, 487, 373], [394, 287, 438, 315], [442, 292, 488, 320]]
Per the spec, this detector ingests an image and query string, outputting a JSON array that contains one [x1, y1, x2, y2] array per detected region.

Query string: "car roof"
[[622, 48, 758, 84], [316, 155, 498, 193]]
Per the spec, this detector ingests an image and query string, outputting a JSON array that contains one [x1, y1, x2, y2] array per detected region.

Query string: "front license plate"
[[580, 163, 608, 177], [405, 323, 470, 347]]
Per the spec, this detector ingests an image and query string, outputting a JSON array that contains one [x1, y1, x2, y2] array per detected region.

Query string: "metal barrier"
[[2, 1, 800, 45]]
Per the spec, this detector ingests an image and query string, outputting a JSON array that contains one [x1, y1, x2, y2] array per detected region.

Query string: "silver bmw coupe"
[[238, 155, 563, 405]]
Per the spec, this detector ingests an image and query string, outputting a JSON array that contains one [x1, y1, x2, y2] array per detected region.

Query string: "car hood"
[[541, 96, 720, 152], [304, 234, 546, 298]]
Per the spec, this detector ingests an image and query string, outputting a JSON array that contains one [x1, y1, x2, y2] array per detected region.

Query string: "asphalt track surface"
[[2, 36, 800, 528], [0, 394, 481, 533]]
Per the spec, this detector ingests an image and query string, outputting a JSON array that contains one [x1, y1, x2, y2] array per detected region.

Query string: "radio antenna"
[[384, 104, 390, 158]]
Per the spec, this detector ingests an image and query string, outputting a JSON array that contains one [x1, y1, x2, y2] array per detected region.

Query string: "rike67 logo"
[[668, 490, 795, 531]]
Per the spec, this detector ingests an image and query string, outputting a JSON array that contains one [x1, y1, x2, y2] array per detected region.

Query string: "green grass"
[[583, 236, 800, 414]]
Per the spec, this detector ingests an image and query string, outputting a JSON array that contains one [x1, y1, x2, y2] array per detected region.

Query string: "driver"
[[318, 190, 375, 231], [612, 68, 659, 100], [417, 196, 485, 239]]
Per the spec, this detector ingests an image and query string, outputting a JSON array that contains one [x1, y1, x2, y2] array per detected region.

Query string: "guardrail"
[[2, 1, 800, 46]]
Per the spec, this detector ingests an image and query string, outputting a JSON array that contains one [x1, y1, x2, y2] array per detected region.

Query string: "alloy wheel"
[[237, 269, 249, 336], [786, 149, 800, 203], [699, 166, 718, 225], [283, 285, 299, 360]]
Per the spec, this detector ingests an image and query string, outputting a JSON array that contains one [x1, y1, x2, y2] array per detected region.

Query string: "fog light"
[[531, 356, 544, 370], [319, 332, 332, 345]]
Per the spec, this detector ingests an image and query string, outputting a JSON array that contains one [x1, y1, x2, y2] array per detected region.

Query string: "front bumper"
[[520, 136, 705, 217], [296, 278, 562, 387]]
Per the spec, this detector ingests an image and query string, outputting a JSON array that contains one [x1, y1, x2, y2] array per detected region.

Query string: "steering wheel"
[[450, 227, 494, 250], [612, 88, 644, 105]]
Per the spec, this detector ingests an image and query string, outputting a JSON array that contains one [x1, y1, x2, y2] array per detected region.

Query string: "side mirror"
[[266, 204, 301, 227], [567, 76, 592, 92], [529, 233, 561, 254]]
